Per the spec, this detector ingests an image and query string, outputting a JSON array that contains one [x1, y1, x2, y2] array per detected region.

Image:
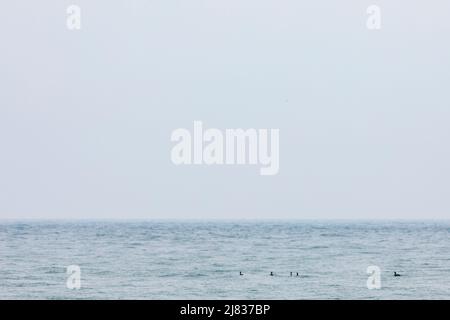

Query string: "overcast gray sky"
[[1, 1, 450, 219]]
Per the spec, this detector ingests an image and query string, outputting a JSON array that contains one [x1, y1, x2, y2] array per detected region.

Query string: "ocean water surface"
[[0, 220, 449, 299]]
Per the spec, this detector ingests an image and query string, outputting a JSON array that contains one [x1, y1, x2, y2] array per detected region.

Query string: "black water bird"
[[394, 272, 401, 277]]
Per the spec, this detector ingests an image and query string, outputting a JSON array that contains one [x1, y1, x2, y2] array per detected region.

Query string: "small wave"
[[309, 245, 329, 249]]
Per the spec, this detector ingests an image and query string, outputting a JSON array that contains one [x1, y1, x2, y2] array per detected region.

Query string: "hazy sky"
[[1, 1, 450, 219]]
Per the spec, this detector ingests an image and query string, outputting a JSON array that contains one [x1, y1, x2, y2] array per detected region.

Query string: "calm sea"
[[0, 221, 449, 299]]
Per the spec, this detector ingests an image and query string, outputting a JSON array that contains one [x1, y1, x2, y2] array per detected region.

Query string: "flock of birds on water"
[[239, 271, 403, 277]]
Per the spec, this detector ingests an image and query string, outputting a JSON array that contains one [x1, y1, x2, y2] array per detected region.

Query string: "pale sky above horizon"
[[1, 1, 450, 219]]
